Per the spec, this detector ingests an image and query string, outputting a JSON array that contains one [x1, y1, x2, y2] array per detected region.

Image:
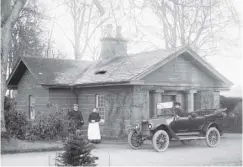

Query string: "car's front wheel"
[[152, 130, 170, 152], [205, 127, 220, 147], [128, 131, 143, 149]]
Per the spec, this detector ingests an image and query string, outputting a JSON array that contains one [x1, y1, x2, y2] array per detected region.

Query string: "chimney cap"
[[102, 24, 113, 38], [101, 25, 127, 41]]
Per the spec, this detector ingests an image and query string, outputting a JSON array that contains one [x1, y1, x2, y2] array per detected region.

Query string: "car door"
[[188, 116, 206, 131], [170, 117, 191, 133]]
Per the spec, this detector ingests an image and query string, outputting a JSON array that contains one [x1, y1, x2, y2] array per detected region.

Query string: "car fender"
[[127, 127, 139, 134], [201, 122, 222, 135], [152, 124, 179, 140]]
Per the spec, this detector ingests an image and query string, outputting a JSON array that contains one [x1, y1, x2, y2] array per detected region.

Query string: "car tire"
[[205, 127, 221, 147], [128, 131, 143, 149], [152, 130, 170, 152]]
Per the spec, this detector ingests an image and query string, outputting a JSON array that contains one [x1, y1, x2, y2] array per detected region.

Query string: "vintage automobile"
[[128, 102, 227, 152]]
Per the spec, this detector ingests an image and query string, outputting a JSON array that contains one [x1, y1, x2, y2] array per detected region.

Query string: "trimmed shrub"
[[24, 111, 66, 141], [220, 96, 242, 133], [4, 107, 28, 139]]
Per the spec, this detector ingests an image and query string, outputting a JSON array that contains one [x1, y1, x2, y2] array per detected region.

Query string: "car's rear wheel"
[[152, 130, 169, 152], [205, 127, 220, 147], [128, 131, 143, 149]]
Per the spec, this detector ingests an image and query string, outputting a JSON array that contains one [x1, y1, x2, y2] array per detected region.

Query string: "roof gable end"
[[132, 47, 233, 87], [6, 57, 40, 89]]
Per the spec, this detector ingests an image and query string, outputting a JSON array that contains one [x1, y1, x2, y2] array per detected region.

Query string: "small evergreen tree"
[[55, 133, 98, 166]]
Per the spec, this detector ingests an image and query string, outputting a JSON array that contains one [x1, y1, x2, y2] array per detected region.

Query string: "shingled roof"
[[7, 56, 92, 87], [74, 49, 174, 85], [7, 47, 233, 88]]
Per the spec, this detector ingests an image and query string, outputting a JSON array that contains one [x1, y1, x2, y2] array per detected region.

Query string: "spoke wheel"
[[128, 131, 143, 149], [206, 127, 220, 147], [152, 130, 169, 152]]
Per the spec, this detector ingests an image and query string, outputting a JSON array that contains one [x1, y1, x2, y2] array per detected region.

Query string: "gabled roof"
[[74, 49, 174, 85], [7, 56, 91, 88], [7, 47, 233, 89], [132, 47, 233, 86]]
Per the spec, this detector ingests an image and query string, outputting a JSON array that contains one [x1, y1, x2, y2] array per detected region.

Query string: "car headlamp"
[[148, 124, 152, 129], [135, 124, 139, 129]]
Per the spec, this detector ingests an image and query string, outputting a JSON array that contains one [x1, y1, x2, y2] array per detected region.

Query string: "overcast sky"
[[39, 0, 242, 88]]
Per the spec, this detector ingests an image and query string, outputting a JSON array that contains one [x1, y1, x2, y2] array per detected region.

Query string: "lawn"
[[1, 138, 63, 154]]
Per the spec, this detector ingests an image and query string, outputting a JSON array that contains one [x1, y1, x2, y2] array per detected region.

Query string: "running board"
[[176, 132, 200, 136], [175, 136, 205, 141]]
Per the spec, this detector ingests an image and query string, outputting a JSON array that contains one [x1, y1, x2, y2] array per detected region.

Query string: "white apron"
[[88, 122, 101, 140]]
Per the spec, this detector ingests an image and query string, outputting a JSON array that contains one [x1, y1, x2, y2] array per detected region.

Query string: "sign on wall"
[[157, 102, 173, 109]]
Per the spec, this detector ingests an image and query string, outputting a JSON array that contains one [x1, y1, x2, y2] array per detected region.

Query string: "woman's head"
[[92, 108, 98, 112]]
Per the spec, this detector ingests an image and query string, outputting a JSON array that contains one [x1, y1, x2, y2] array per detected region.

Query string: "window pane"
[[96, 95, 105, 121]]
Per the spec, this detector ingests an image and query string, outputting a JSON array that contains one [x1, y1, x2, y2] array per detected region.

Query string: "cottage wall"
[[194, 91, 220, 110], [48, 89, 77, 112], [16, 70, 49, 118], [76, 86, 133, 139]]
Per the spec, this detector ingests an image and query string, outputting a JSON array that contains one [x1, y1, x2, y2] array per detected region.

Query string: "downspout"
[[71, 86, 78, 105]]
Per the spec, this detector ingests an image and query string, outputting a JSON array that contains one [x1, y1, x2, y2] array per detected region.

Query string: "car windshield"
[[157, 108, 174, 117], [157, 101, 174, 117]]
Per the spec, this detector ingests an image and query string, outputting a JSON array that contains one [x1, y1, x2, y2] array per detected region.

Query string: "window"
[[29, 95, 35, 120], [162, 95, 176, 102], [94, 70, 107, 75], [96, 95, 105, 121]]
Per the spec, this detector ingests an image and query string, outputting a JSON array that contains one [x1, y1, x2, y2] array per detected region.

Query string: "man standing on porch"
[[88, 108, 101, 144]]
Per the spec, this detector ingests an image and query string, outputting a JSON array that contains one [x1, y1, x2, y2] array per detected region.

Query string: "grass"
[[1, 138, 63, 154]]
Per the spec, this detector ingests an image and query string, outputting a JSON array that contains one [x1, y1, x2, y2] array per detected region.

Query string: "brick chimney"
[[100, 24, 127, 60]]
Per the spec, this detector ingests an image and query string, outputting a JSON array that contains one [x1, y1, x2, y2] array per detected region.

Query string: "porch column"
[[213, 91, 220, 109], [186, 90, 197, 112], [153, 89, 164, 118]]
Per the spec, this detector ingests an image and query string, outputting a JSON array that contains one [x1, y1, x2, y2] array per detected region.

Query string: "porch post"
[[153, 89, 164, 118], [186, 90, 197, 112]]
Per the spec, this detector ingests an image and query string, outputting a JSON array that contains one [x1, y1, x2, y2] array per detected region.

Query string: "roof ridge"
[[21, 55, 93, 62], [129, 48, 180, 57]]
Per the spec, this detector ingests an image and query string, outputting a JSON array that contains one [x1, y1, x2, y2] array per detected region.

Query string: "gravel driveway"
[[1, 133, 242, 166]]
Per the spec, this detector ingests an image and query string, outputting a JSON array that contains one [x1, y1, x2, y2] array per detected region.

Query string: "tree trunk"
[[1, 0, 27, 132], [1, 23, 11, 132]]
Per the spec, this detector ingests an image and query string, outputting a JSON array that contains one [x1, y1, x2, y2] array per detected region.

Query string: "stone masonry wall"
[[77, 86, 133, 139], [16, 70, 50, 119]]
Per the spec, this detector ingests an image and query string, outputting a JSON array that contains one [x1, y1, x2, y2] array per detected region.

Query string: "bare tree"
[[1, 0, 28, 132], [61, 0, 109, 60], [8, 0, 48, 71], [148, 0, 240, 56]]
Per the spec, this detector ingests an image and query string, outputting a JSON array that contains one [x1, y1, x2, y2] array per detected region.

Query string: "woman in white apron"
[[88, 108, 101, 144]]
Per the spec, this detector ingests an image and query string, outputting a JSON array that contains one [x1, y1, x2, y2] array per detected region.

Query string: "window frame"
[[29, 95, 35, 120], [95, 94, 105, 122]]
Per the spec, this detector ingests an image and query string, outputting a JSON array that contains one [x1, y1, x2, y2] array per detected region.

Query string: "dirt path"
[[1, 134, 242, 166]]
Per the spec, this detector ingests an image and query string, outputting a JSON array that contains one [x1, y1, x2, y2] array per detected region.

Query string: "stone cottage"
[[7, 27, 232, 139]]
